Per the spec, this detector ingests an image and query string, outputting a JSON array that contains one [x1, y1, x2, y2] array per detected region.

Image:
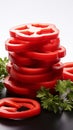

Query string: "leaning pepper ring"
[[0, 97, 41, 119], [63, 62, 73, 81]]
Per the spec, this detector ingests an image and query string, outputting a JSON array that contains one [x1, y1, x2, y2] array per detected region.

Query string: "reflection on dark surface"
[[0, 111, 59, 130], [0, 110, 73, 130], [0, 89, 73, 130]]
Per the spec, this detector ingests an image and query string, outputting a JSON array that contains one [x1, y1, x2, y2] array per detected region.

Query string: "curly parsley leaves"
[[0, 57, 8, 93], [36, 80, 73, 113]]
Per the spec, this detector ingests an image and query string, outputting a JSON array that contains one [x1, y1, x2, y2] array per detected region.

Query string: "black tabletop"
[[0, 89, 73, 130], [1, 110, 73, 130]]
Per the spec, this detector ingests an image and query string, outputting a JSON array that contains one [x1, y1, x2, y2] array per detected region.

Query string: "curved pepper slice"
[[4, 76, 30, 96], [6, 61, 12, 73], [52, 62, 63, 70], [57, 46, 66, 58], [0, 97, 41, 119], [26, 45, 66, 62], [63, 62, 73, 70], [34, 75, 62, 90], [52, 62, 63, 76], [6, 61, 48, 75], [41, 38, 60, 52], [63, 62, 73, 81], [10, 67, 53, 83], [4, 75, 62, 98], [9, 23, 59, 41], [4, 76, 37, 98], [5, 37, 47, 52], [8, 52, 35, 66], [26, 50, 58, 61], [5, 37, 29, 52]]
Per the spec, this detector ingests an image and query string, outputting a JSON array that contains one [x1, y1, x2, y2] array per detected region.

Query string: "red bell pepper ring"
[[10, 67, 53, 83], [63, 62, 73, 70], [6, 61, 12, 73], [6, 61, 48, 75], [8, 52, 35, 67], [57, 46, 66, 58], [42, 45, 66, 58], [9, 23, 59, 41], [63, 62, 73, 81], [5, 37, 47, 52], [52, 62, 63, 76], [8, 52, 60, 68], [4, 76, 34, 98], [13, 63, 48, 75], [0, 97, 41, 119], [4, 75, 62, 98], [12, 62, 63, 76], [5, 37, 29, 52], [3, 76, 40, 98], [4, 76, 30, 96], [39, 57, 60, 67], [52, 62, 63, 71], [41, 38, 60, 52], [25, 45, 66, 62], [6, 60, 60, 75], [26, 50, 58, 61], [4, 76, 36, 98], [34, 75, 62, 90]]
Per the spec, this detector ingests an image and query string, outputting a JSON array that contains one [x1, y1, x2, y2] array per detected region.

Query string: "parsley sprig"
[[36, 80, 73, 113], [0, 57, 8, 93]]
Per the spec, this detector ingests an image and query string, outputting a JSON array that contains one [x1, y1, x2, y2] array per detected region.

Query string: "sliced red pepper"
[[25, 45, 66, 62], [9, 23, 59, 41], [8, 52, 35, 66], [63, 62, 73, 81], [39, 57, 60, 67], [57, 46, 66, 58], [0, 97, 41, 119], [34, 75, 62, 90], [13, 64, 48, 75], [41, 38, 60, 52], [6, 62, 63, 86], [6, 61, 12, 73], [4, 76, 32, 96], [63, 62, 73, 70], [7, 61, 63, 76], [15, 38, 60, 53], [52, 62, 63, 72], [63, 69, 73, 81], [10, 67, 53, 83], [4, 76, 36, 98], [6, 61, 48, 74], [8, 52, 60, 69], [4, 75, 62, 98], [5, 37, 29, 52], [26, 50, 58, 61], [14, 52, 60, 67], [5, 37, 47, 52], [41, 45, 66, 58]]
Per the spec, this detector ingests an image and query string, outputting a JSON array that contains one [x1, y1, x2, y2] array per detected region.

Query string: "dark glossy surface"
[[0, 89, 73, 130], [1, 111, 73, 130]]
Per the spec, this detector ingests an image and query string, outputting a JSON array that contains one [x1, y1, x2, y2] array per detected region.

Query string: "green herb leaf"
[[36, 80, 73, 113], [0, 57, 8, 93]]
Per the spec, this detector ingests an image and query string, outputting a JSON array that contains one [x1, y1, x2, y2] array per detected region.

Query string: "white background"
[[0, 0, 73, 63]]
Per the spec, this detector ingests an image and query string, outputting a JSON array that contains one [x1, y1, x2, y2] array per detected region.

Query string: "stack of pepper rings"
[[4, 23, 66, 98]]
